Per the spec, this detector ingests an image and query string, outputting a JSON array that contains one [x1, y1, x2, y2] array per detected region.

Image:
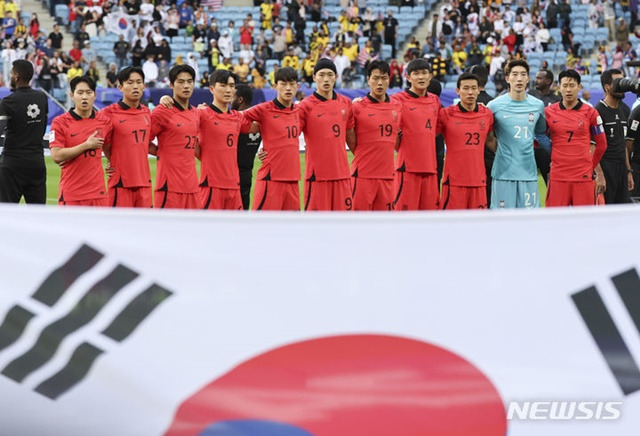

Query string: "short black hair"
[[169, 64, 196, 84], [427, 78, 442, 96], [235, 83, 253, 106], [468, 65, 489, 87], [601, 68, 623, 89], [274, 66, 298, 83], [70, 75, 97, 92], [209, 69, 238, 87], [117, 66, 145, 85], [558, 69, 581, 85], [366, 59, 390, 78], [505, 59, 530, 76], [537, 68, 554, 82], [406, 58, 431, 75], [457, 72, 479, 88], [12, 59, 33, 82]]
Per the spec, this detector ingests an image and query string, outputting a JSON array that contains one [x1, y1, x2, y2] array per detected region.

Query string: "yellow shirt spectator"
[[216, 62, 232, 70], [252, 68, 266, 88], [338, 14, 349, 32], [67, 66, 83, 81], [15, 23, 26, 35], [233, 62, 250, 81], [260, 2, 273, 21], [344, 44, 358, 62], [4, 1, 17, 17], [0, 1, 5, 19], [316, 35, 330, 49], [302, 58, 315, 77], [452, 49, 467, 70], [347, 20, 358, 34], [483, 45, 493, 66], [282, 54, 300, 71], [285, 27, 294, 44]]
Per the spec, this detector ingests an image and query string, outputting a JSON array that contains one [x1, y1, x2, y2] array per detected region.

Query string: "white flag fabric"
[[0, 205, 639, 435]]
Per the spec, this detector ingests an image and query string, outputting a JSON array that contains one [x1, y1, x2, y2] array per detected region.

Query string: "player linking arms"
[[438, 72, 495, 209], [101, 66, 153, 208], [150, 65, 202, 209], [244, 67, 301, 211], [49, 76, 112, 207], [545, 69, 607, 207], [391, 58, 441, 210], [297, 58, 356, 211], [351, 60, 402, 211], [487, 59, 550, 209]]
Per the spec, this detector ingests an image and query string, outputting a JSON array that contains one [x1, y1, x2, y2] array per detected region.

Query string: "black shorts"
[[601, 160, 630, 204], [0, 156, 46, 204]]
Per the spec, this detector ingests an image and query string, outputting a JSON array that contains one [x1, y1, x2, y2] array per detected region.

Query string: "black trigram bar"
[[0, 306, 35, 352], [102, 284, 172, 342], [611, 269, 640, 336], [572, 286, 640, 395], [32, 244, 104, 307], [34, 342, 103, 400], [1, 265, 139, 383]]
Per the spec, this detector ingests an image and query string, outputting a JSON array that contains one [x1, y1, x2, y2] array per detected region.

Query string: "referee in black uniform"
[[596, 69, 632, 204], [233, 84, 262, 210], [0, 60, 49, 204]]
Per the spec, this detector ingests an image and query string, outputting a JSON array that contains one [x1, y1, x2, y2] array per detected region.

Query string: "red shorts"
[[108, 186, 152, 208], [441, 185, 487, 210], [252, 180, 300, 211], [155, 191, 201, 209], [59, 198, 108, 207], [201, 186, 243, 210], [304, 178, 353, 211], [394, 171, 439, 211], [546, 180, 595, 207], [352, 177, 394, 211]]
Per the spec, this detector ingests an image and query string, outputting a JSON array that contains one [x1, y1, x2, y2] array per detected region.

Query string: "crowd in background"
[[0, 0, 638, 93]]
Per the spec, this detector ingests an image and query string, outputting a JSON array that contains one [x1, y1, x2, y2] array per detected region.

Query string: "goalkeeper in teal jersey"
[[487, 60, 550, 209]]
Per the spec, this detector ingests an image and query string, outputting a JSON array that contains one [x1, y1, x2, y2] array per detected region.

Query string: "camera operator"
[[596, 69, 632, 204]]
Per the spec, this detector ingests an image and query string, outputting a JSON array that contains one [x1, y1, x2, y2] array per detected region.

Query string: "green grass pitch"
[[43, 155, 548, 208]]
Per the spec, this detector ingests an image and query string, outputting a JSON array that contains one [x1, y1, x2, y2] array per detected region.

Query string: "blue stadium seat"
[[400, 6, 412, 14]]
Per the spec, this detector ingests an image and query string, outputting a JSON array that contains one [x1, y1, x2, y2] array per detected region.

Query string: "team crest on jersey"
[[145, 116, 150, 126], [578, 118, 584, 127], [392, 110, 398, 122], [479, 119, 486, 130], [528, 113, 534, 123], [341, 109, 347, 120]]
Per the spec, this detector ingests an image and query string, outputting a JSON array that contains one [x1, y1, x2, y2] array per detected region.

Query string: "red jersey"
[[351, 94, 402, 180], [101, 101, 152, 189], [391, 89, 440, 173], [49, 110, 113, 201], [298, 91, 354, 181], [546, 101, 606, 182], [243, 99, 301, 182], [198, 105, 252, 189], [150, 100, 201, 193], [438, 103, 494, 187]]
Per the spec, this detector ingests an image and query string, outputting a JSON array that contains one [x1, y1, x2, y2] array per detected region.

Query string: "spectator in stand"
[[283, 47, 301, 73], [536, 21, 550, 51], [240, 18, 253, 47], [86, 60, 99, 83], [67, 60, 83, 80], [166, 6, 180, 38], [207, 22, 220, 42], [49, 24, 64, 51], [616, 17, 630, 46], [598, 45, 609, 73], [139, 0, 154, 23], [234, 57, 250, 83], [218, 30, 233, 60], [239, 44, 255, 67], [158, 59, 169, 86], [178, 2, 194, 29], [547, 0, 559, 29], [612, 45, 624, 69], [432, 51, 447, 82], [142, 54, 158, 87], [131, 40, 144, 67], [261, 0, 274, 30], [69, 40, 82, 63], [561, 22, 575, 51], [113, 34, 130, 70], [383, 9, 398, 58], [157, 38, 172, 63], [81, 40, 96, 69], [3, 11, 16, 39], [588, 0, 602, 29], [1, 41, 16, 87], [558, 0, 572, 29], [106, 63, 117, 88], [604, 0, 616, 40]]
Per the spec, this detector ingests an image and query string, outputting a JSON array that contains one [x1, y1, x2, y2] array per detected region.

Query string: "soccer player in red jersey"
[[197, 70, 254, 210], [243, 66, 301, 211], [49, 76, 112, 207], [391, 58, 441, 211], [545, 69, 607, 207], [297, 58, 356, 211], [438, 72, 495, 209], [101, 66, 152, 208], [150, 64, 201, 209], [351, 60, 402, 211]]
